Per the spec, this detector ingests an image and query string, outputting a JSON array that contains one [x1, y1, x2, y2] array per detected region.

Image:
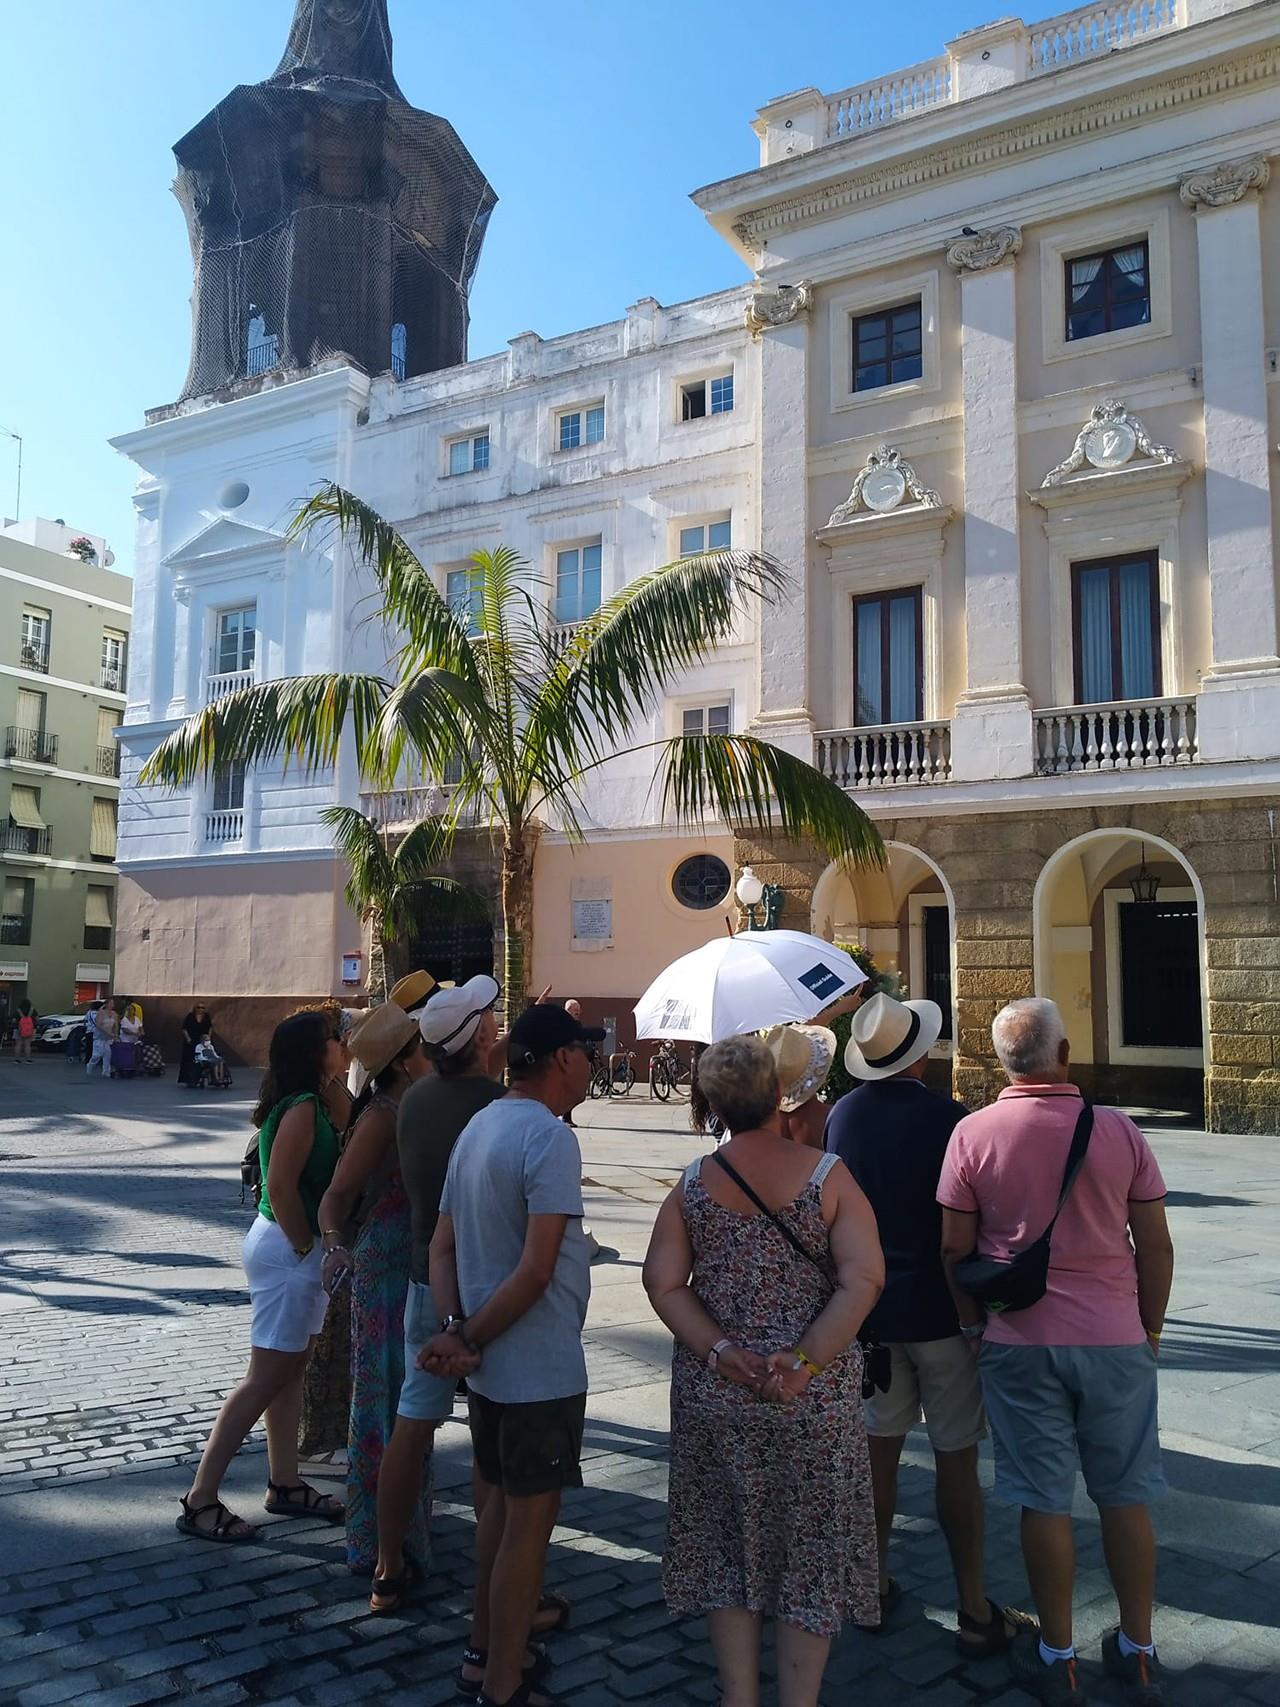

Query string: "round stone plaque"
[[1083, 420, 1137, 470], [861, 466, 907, 513]]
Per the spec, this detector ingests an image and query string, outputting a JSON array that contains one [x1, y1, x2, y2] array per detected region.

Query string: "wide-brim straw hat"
[[347, 1001, 418, 1080], [843, 992, 942, 1081], [389, 970, 437, 1013], [764, 1023, 838, 1113]]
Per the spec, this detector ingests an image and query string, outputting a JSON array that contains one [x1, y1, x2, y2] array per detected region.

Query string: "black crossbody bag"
[[953, 1099, 1093, 1314], [709, 1151, 891, 1399]]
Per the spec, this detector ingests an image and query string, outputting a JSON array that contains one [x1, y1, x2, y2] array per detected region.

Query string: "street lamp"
[[1129, 849, 1160, 906], [736, 864, 783, 931], [0, 427, 21, 523]]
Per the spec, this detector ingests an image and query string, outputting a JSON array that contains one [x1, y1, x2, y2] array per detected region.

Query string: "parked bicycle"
[[589, 1048, 637, 1099], [648, 1038, 691, 1101]]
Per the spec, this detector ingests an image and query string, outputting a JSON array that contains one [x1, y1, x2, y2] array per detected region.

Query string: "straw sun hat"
[[347, 1001, 419, 1080], [389, 969, 437, 1013], [764, 1023, 839, 1113], [843, 991, 942, 1081]]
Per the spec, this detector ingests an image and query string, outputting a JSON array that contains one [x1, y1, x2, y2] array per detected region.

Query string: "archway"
[[811, 841, 957, 1061], [1032, 828, 1206, 1114]]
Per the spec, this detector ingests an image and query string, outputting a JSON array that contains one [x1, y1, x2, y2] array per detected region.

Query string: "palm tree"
[[323, 806, 484, 1001], [142, 486, 883, 1012]]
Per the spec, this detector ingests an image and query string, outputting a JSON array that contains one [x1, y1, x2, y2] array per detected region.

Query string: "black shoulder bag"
[[708, 1151, 891, 1399], [953, 1099, 1093, 1314]]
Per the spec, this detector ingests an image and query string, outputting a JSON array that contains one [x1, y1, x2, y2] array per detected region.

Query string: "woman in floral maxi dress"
[[316, 1004, 431, 1575], [644, 1035, 885, 1707]]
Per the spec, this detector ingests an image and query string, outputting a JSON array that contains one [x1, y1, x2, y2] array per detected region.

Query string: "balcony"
[[100, 664, 127, 693], [2, 825, 51, 857], [4, 727, 58, 765], [0, 915, 31, 946], [549, 617, 589, 653], [247, 336, 280, 377], [204, 809, 244, 845], [19, 642, 49, 675], [83, 926, 112, 951], [815, 720, 953, 789], [1034, 697, 1198, 775], [205, 669, 254, 705], [96, 745, 121, 779]]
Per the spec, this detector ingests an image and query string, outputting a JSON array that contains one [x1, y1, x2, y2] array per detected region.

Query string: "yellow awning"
[[90, 798, 117, 860], [8, 786, 45, 830], [85, 886, 113, 928]]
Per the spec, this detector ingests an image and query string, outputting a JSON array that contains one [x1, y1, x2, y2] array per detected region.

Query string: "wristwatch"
[[961, 1321, 986, 1340], [443, 1314, 478, 1353]]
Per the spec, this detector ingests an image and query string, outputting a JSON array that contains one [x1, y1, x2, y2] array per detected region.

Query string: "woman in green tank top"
[[176, 1010, 350, 1544]]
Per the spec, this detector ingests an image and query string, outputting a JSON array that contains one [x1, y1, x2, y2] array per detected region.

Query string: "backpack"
[[18, 1015, 35, 1039], [240, 1132, 263, 1207]]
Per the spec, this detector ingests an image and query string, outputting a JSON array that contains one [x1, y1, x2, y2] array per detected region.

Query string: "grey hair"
[[992, 997, 1066, 1080], [696, 1035, 780, 1134]]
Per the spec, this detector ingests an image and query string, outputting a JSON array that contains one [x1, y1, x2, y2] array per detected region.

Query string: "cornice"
[[731, 44, 1279, 249], [110, 366, 371, 464]]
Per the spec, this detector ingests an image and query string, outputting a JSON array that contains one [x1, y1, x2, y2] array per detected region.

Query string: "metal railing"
[[204, 809, 244, 844], [1034, 697, 1198, 774], [4, 727, 58, 765], [815, 720, 953, 788], [205, 668, 254, 705], [247, 336, 280, 377], [82, 926, 112, 951], [100, 664, 127, 693], [96, 745, 121, 778], [2, 825, 51, 856], [0, 915, 31, 945], [826, 56, 951, 138], [1028, 0, 1179, 73], [20, 642, 49, 675]]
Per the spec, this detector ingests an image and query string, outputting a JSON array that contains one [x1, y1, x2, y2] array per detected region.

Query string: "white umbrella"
[[633, 930, 868, 1044]]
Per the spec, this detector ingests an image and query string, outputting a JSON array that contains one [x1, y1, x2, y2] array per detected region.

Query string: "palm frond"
[[322, 806, 397, 922], [322, 806, 487, 941]]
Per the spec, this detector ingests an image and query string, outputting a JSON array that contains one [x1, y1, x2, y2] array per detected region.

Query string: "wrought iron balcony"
[[0, 914, 32, 945], [96, 745, 121, 778], [815, 720, 953, 788], [20, 642, 49, 675], [1034, 697, 1198, 775], [100, 663, 127, 693], [247, 336, 280, 377], [4, 727, 58, 765], [2, 825, 51, 857]]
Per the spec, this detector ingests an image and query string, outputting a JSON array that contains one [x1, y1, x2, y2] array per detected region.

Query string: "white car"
[[35, 1011, 96, 1052]]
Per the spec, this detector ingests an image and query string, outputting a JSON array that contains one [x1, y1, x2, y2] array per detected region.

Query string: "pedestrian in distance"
[[644, 1035, 884, 1707], [179, 1001, 213, 1086], [826, 991, 1036, 1655], [86, 997, 117, 1077], [419, 1000, 604, 1707], [14, 999, 37, 1064], [315, 1001, 431, 1575], [176, 1010, 350, 1543], [939, 996, 1175, 1707]]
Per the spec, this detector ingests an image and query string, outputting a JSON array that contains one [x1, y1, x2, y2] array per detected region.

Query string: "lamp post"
[[0, 427, 21, 523], [736, 864, 784, 931]]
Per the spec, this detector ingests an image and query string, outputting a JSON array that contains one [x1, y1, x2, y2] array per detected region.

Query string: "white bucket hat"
[[763, 1024, 838, 1113], [843, 991, 942, 1081]]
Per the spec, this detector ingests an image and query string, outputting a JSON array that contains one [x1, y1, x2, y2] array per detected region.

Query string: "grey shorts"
[[397, 1278, 459, 1423], [980, 1341, 1166, 1515]]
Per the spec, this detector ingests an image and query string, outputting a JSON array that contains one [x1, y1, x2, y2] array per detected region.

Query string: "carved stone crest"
[[1178, 154, 1270, 209], [745, 281, 814, 337], [828, 445, 941, 524], [1040, 400, 1178, 487], [945, 225, 1022, 272]]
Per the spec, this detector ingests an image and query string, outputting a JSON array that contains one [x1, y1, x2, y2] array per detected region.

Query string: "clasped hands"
[[716, 1344, 813, 1406], [417, 1323, 482, 1378]]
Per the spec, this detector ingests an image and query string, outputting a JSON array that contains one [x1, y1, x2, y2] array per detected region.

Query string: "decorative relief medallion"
[[828, 445, 941, 524], [1178, 154, 1270, 209], [944, 225, 1022, 272], [1041, 400, 1178, 487], [744, 280, 814, 337]]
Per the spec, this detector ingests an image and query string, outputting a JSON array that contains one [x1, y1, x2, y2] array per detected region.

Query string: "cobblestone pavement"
[[2, 1060, 1278, 1705]]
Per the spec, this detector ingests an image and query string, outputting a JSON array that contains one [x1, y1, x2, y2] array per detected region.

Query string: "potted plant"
[[68, 536, 97, 564]]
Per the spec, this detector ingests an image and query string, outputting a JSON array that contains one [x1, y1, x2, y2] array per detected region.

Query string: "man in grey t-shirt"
[[425, 1002, 602, 1707]]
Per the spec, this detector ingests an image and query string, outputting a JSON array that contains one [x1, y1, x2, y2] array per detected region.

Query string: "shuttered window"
[[85, 886, 113, 927], [8, 786, 46, 830], [96, 707, 116, 747], [3, 878, 29, 916], [90, 798, 118, 859], [16, 689, 45, 731]]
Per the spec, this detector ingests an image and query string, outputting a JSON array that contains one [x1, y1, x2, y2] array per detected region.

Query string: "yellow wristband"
[[794, 1347, 823, 1376]]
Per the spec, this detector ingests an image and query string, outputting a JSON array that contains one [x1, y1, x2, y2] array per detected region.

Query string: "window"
[[6, 785, 47, 855], [448, 432, 490, 476], [555, 542, 602, 626], [852, 301, 923, 393], [445, 568, 482, 635], [212, 766, 245, 814], [681, 703, 731, 738], [90, 797, 118, 861], [20, 609, 50, 674], [1066, 241, 1150, 342], [84, 885, 113, 952], [7, 690, 54, 765], [246, 311, 278, 376], [213, 606, 256, 677], [558, 405, 605, 452], [2, 876, 33, 944], [679, 519, 732, 558], [96, 707, 120, 778], [101, 630, 128, 692], [853, 589, 923, 726], [391, 322, 407, 381], [672, 854, 732, 911], [680, 373, 734, 420], [1071, 553, 1161, 705]]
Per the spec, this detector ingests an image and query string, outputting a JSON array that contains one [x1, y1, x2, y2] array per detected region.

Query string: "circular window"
[[672, 854, 732, 911], [218, 479, 250, 510]]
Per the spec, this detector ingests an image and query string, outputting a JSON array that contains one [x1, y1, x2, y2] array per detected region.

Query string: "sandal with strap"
[[475, 1685, 558, 1707], [263, 1479, 344, 1523], [532, 1591, 571, 1636], [175, 1495, 257, 1545], [457, 1643, 551, 1697], [369, 1561, 418, 1616], [956, 1598, 1039, 1658]]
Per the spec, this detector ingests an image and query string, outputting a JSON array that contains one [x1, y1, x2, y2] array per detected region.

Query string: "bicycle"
[[648, 1038, 690, 1102], [589, 1049, 637, 1098]]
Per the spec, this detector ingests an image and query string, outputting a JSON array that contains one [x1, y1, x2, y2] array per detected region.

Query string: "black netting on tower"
[[172, 0, 495, 402]]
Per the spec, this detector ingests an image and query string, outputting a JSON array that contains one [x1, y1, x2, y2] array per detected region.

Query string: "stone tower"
[[171, 0, 496, 400]]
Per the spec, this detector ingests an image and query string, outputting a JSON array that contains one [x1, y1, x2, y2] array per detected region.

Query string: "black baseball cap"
[[507, 1003, 606, 1068]]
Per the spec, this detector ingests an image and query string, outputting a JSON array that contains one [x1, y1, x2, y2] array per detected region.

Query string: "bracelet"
[[323, 1242, 350, 1256], [793, 1347, 823, 1376], [294, 1241, 315, 1260], [320, 1227, 344, 1239], [708, 1338, 733, 1372], [961, 1322, 986, 1340]]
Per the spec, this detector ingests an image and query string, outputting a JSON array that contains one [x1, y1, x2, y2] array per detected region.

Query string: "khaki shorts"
[[863, 1335, 987, 1453]]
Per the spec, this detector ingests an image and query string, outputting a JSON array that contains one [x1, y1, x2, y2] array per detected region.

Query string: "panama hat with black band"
[[843, 991, 943, 1082]]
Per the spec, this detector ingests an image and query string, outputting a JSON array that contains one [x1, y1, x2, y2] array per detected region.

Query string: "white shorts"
[[863, 1335, 988, 1453], [242, 1216, 328, 1352]]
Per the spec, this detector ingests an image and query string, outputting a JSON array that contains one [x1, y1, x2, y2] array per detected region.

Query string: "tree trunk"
[[500, 827, 538, 1024], [366, 907, 389, 1004]]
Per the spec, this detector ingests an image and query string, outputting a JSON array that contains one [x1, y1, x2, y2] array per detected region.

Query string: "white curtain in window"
[[1118, 562, 1156, 698], [8, 786, 45, 829], [1077, 569, 1113, 703], [85, 887, 113, 928], [1069, 254, 1104, 303], [855, 603, 882, 725], [97, 707, 116, 748], [3, 878, 27, 917], [888, 597, 919, 724], [90, 798, 117, 858], [16, 690, 44, 731], [1112, 246, 1147, 280]]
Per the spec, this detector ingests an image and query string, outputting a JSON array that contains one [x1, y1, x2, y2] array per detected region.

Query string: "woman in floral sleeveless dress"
[[644, 1035, 885, 1707]]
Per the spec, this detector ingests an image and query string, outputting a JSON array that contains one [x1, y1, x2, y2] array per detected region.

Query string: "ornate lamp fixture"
[[1129, 850, 1160, 906], [735, 865, 784, 931]]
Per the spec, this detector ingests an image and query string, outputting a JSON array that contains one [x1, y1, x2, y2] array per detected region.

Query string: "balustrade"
[[814, 721, 953, 789], [1034, 697, 1197, 773]]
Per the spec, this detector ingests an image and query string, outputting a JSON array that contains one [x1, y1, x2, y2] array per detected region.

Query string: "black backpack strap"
[[1043, 1099, 1093, 1238], [708, 1150, 829, 1276]]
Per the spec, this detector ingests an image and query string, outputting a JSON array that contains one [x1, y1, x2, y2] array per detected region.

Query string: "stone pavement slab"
[[1, 1060, 1278, 1702]]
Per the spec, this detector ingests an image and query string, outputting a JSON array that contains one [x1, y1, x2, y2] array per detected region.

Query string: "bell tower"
[[171, 0, 496, 400]]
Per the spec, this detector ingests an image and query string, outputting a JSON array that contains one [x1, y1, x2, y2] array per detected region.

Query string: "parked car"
[[35, 1003, 103, 1054]]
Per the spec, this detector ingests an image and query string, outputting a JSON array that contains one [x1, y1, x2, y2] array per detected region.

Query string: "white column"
[[947, 228, 1033, 781], [751, 282, 814, 760], [1181, 157, 1280, 761]]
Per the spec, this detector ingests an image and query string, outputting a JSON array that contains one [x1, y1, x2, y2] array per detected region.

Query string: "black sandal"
[[956, 1599, 1039, 1658], [175, 1495, 257, 1544], [475, 1685, 557, 1707], [532, 1591, 571, 1636], [457, 1643, 551, 1697], [369, 1562, 418, 1615], [263, 1479, 343, 1522], [866, 1575, 901, 1634]]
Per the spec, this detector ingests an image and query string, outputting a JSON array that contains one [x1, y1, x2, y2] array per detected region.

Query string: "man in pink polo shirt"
[[938, 998, 1174, 1707]]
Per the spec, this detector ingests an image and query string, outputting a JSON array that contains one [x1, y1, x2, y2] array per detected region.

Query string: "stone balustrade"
[[1027, 0, 1180, 72], [815, 720, 953, 788], [1034, 697, 1198, 774]]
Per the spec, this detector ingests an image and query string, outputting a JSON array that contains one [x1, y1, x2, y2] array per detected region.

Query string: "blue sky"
[[0, 0, 995, 574]]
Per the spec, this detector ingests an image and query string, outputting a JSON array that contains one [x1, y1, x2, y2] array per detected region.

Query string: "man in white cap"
[[827, 991, 1032, 1659]]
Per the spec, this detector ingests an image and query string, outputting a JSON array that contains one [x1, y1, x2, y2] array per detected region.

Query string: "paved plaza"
[[1, 1060, 1278, 1705]]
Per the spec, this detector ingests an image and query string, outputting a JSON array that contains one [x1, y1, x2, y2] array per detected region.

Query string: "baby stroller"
[[189, 1038, 233, 1089]]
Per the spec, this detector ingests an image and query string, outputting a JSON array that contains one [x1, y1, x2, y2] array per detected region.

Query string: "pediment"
[[164, 516, 288, 568]]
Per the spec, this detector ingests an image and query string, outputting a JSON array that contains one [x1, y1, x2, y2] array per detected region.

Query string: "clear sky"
[[0, 0, 997, 575]]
